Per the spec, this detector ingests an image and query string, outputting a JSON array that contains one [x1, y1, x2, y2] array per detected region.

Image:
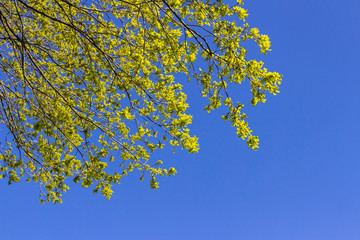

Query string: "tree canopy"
[[0, 0, 282, 203]]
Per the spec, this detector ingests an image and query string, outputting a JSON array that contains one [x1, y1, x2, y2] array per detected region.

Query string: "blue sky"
[[1, 0, 360, 239]]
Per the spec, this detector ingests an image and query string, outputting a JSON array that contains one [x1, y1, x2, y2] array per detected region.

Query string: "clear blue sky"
[[1, 0, 360, 239]]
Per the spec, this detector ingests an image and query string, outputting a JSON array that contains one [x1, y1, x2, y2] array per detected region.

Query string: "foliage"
[[0, 0, 282, 203]]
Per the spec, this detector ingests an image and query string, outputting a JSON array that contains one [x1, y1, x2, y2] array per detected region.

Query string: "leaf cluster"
[[0, 0, 281, 203]]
